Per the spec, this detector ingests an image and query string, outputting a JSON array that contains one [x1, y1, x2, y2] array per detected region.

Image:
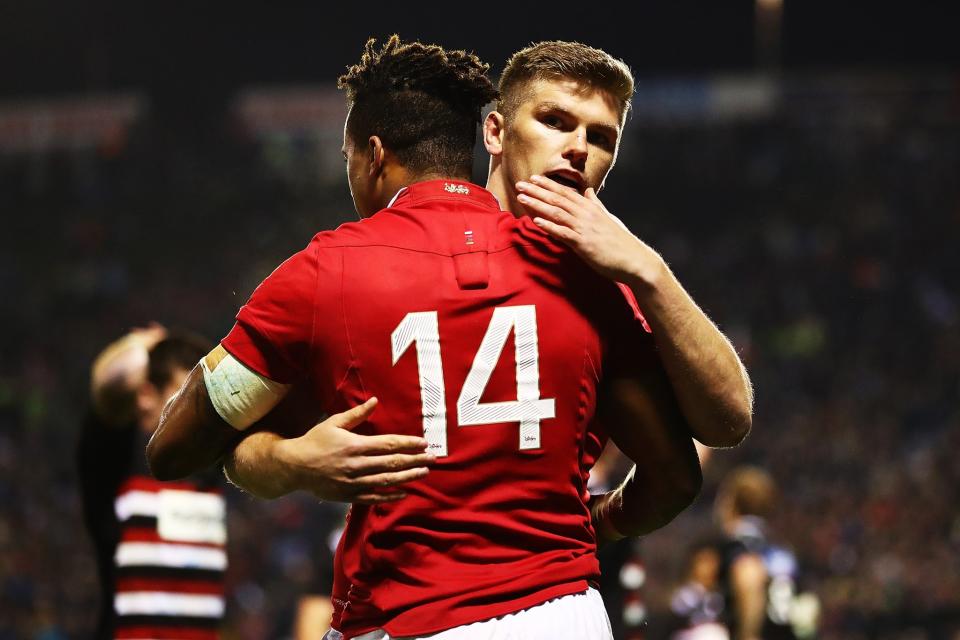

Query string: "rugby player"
[[713, 467, 819, 640], [79, 327, 227, 639]]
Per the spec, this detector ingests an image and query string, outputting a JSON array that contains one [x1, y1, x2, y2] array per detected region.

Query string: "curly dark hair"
[[338, 35, 498, 179]]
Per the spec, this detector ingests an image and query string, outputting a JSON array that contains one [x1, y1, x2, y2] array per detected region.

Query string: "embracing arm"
[[222, 430, 290, 499], [623, 256, 752, 447], [152, 240, 328, 482], [517, 176, 752, 447], [224, 397, 435, 504], [146, 364, 244, 480], [590, 362, 702, 544]]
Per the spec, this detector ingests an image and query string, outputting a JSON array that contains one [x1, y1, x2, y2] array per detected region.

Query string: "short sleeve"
[[222, 243, 319, 384]]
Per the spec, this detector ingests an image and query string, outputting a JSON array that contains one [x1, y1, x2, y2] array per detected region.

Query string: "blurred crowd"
[[0, 75, 957, 639]]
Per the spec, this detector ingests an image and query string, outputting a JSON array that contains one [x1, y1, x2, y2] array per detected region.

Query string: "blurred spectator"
[[712, 466, 819, 640], [663, 539, 728, 640], [78, 327, 227, 639]]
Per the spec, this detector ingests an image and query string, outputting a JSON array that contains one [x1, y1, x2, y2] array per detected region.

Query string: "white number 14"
[[391, 305, 556, 457]]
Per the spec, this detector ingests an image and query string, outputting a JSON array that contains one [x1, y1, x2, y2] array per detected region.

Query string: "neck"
[[381, 169, 473, 206], [487, 158, 524, 218], [411, 170, 472, 184], [485, 159, 523, 218]]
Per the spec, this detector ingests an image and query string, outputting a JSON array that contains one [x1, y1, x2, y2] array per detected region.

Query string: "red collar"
[[389, 179, 502, 211]]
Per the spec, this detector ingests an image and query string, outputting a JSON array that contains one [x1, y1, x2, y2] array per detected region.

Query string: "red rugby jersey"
[[221, 179, 654, 638]]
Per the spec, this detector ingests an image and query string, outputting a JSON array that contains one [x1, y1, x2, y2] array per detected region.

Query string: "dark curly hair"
[[338, 36, 498, 179]]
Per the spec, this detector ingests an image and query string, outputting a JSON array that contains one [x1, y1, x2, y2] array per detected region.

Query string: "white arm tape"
[[200, 349, 291, 431]]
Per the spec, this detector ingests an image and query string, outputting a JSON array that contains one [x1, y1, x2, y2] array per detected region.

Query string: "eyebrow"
[[535, 101, 621, 139]]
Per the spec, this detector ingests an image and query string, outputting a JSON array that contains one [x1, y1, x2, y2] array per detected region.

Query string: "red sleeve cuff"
[[221, 320, 297, 384]]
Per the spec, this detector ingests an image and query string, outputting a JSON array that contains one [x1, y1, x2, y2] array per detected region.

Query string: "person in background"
[[714, 466, 820, 640], [664, 538, 729, 640], [78, 326, 228, 639]]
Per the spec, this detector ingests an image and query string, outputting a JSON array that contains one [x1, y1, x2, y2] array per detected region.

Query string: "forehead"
[[518, 77, 622, 130]]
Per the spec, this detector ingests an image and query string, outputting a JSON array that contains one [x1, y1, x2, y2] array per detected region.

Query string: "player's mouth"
[[544, 170, 585, 194]]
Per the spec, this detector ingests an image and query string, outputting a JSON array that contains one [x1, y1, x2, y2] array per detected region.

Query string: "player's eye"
[[587, 131, 615, 152], [540, 114, 564, 129]]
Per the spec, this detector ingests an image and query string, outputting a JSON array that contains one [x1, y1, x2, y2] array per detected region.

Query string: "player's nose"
[[561, 129, 588, 168]]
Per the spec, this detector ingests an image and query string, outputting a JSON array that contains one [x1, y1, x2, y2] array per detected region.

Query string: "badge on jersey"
[[157, 489, 227, 544]]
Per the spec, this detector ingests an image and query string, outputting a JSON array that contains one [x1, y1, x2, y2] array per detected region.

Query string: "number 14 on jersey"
[[391, 305, 556, 456]]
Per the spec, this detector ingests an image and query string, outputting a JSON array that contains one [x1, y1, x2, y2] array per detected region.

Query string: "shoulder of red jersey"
[[308, 216, 378, 248], [309, 208, 443, 251]]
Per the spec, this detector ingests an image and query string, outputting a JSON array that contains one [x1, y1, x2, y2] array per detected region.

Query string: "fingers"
[[356, 432, 430, 454], [348, 452, 436, 476], [353, 492, 408, 505], [532, 217, 579, 244], [517, 194, 579, 229], [318, 399, 429, 452], [516, 181, 579, 227], [527, 174, 582, 200], [353, 466, 430, 490], [328, 397, 379, 431]]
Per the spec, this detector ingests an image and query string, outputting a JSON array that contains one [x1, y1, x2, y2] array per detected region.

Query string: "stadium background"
[[1, 2, 958, 638]]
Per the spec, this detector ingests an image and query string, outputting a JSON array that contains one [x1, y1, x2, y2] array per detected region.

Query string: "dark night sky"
[[2, 0, 957, 104]]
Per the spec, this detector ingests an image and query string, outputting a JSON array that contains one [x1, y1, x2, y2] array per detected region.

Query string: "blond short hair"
[[497, 41, 634, 124], [718, 466, 778, 518]]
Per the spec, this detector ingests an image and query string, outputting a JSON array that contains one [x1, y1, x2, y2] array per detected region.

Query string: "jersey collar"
[[387, 179, 501, 211]]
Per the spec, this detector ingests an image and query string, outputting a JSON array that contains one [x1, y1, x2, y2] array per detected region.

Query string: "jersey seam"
[[576, 343, 592, 508], [393, 194, 501, 209], [308, 242, 321, 383], [338, 249, 368, 396], [316, 242, 541, 258]]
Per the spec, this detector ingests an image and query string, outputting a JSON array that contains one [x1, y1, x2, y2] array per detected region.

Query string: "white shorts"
[[324, 587, 613, 640]]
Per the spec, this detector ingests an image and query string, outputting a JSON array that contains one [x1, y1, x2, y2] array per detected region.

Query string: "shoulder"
[[254, 233, 343, 292], [311, 210, 412, 249]]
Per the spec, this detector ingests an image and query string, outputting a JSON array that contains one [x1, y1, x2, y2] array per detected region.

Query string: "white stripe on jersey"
[[114, 591, 225, 617], [115, 490, 160, 520], [672, 623, 730, 640], [115, 542, 227, 570]]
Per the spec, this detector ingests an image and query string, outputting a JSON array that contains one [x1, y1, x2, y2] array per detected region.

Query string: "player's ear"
[[483, 111, 505, 157], [368, 135, 385, 177]]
